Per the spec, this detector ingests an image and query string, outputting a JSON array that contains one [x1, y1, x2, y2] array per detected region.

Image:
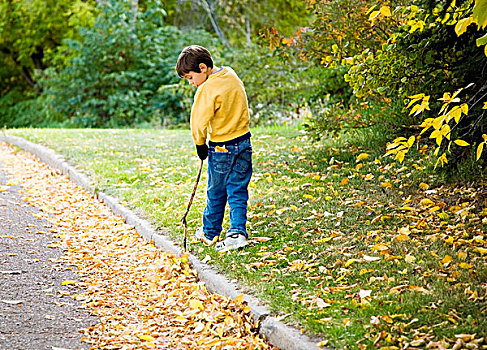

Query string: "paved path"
[[0, 166, 95, 350]]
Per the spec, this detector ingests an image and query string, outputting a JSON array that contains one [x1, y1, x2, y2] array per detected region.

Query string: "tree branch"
[[21, 66, 42, 95], [200, 0, 228, 47]]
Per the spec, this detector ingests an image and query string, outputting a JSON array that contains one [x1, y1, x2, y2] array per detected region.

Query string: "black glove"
[[196, 144, 208, 160]]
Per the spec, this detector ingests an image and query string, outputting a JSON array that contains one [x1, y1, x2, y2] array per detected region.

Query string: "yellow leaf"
[[139, 335, 155, 342], [340, 177, 349, 185], [398, 226, 410, 235], [454, 139, 470, 146], [371, 243, 389, 251], [234, 294, 244, 304], [419, 182, 429, 190], [380, 5, 392, 17], [405, 254, 416, 263], [475, 247, 487, 255], [381, 181, 393, 188], [407, 136, 415, 147], [483, 102, 487, 109], [369, 10, 380, 21], [61, 280, 77, 286], [455, 17, 472, 36], [441, 255, 453, 264], [395, 151, 405, 163], [175, 315, 187, 322], [451, 106, 462, 123], [345, 258, 360, 267], [189, 299, 204, 310], [459, 262, 473, 269], [432, 115, 445, 129], [408, 93, 425, 100], [409, 285, 429, 294], [400, 206, 414, 211], [356, 152, 370, 162], [477, 142, 484, 160], [363, 255, 381, 262], [440, 124, 451, 140], [420, 198, 434, 207], [394, 234, 410, 242], [429, 205, 441, 212]]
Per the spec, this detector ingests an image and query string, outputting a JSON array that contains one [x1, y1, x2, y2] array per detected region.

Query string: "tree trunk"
[[245, 14, 251, 46], [31, 46, 45, 71], [21, 66, 42, 95], [200, 0, 228, 47], [131, 0, 138, 23]]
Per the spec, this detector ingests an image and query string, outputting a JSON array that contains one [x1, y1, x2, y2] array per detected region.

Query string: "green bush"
[[38, 0, 217, 128], [219, 45, 351, 126]]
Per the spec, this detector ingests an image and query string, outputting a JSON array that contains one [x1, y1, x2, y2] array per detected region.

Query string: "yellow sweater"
[[191, 67, 250, 146]]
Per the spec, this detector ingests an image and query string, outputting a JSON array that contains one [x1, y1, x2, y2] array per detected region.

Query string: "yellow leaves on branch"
[[385, 136, 415, 163], [477, 134, 487, 160], [367, 4, 392, 26], [391, 85, 485, 166]]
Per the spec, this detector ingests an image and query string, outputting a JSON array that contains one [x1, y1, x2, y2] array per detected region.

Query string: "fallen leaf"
[[139, 334, 155, 341], [316, 298, 331, 308], [1, 300, 23, 305]]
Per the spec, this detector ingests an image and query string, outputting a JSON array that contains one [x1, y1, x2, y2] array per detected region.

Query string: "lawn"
[[6, 127, 487, 349]]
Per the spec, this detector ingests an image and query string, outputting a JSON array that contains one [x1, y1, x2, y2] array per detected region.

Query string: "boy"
[[176, 45, 252, 252]]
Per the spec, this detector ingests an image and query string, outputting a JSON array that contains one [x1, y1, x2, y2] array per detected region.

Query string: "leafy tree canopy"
[[0, 0, 97, 95]]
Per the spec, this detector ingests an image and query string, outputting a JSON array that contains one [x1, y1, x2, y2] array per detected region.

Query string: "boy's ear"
[[199, 63, 208, 73]]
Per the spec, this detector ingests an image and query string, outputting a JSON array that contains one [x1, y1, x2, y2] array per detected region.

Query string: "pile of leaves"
[[0, 142, 274, 350]]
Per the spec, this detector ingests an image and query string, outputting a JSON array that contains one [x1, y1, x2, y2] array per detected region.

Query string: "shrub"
[[38, 0, 217, 128]]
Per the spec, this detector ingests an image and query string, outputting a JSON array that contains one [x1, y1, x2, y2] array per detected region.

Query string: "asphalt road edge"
[[0, 134, 326, 350]]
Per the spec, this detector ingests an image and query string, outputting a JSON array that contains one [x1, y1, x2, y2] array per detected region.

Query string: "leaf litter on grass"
[[245, 133, 487, 349], [0, 143, 275, 350], [6, 128, 487, 349]]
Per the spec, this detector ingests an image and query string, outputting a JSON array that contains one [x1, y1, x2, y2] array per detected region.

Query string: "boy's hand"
[[196, 144, 208, 160]]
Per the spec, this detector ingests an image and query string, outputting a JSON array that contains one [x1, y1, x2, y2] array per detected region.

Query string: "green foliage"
[[280, 0, 486, 171], [0, 0, 97, 95], [351, 0, 487, 169], [220, 45, 337, 126], [38, 0, 217, 128]]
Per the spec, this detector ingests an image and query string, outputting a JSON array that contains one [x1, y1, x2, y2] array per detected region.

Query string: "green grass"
[[6, 127, 487, 349]]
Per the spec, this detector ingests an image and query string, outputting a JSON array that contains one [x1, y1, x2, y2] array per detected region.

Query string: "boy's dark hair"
[[176, 45, 214, 77]]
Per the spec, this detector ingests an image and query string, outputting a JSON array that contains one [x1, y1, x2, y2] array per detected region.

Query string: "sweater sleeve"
[[190, 87, 214, 146]]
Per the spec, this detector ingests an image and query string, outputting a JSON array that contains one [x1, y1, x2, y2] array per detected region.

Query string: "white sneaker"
[[215, 233, 248, 252], [194, 227, 218, 246]]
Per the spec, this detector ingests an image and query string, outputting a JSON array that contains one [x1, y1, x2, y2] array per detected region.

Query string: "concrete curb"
[[0, 133, 324, 350]]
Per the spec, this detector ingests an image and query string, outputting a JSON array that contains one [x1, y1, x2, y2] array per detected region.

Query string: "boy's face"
[[183, 63, 209, 87]]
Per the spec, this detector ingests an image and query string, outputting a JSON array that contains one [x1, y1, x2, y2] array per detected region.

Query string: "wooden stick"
[[181, 159, 204, 252]]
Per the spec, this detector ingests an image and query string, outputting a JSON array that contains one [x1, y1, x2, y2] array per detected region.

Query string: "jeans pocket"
[[235, 147, 252, 173], [212, 151, 232, 173]]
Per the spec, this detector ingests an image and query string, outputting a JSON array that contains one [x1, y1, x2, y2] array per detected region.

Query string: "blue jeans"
[[203, 137, 252, 240]]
